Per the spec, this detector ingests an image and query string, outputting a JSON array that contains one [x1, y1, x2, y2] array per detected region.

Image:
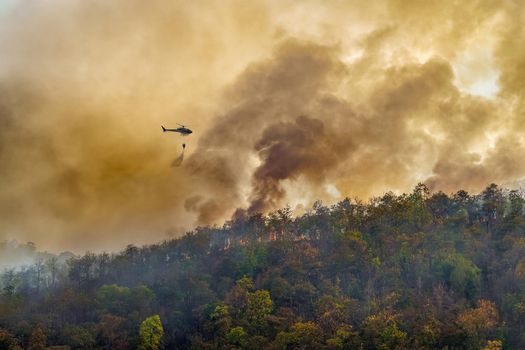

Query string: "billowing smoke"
[[0, 240, 73, 270], [1, 0, 525, 252], [248, 115, 350, 214]]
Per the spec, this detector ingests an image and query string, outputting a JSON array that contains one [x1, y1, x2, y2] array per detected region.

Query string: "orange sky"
[[0, 0, 524, 252]]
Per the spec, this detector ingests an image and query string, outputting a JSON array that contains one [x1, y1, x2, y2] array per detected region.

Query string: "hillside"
[[1, 183, 525, 349]]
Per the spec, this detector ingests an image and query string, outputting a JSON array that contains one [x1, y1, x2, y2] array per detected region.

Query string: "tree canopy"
[[1, 184, 524, 349]]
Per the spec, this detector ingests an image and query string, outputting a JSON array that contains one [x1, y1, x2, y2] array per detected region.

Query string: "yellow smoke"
[[0, 0, 523, 252]]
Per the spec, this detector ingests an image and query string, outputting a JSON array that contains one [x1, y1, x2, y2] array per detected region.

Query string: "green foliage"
[[138, 315, 163, 350], [483, 339, 503, 350], [237, 276, 255, 291], [326, 326, 359, 349], [435, 253, 480, 302], [208, 304, 232, 337], [62, 324, 97, 349], [276, 322, 323, 350], [245, 290, 273, 330], [380, 323, 407, 349], [96, 283, 155, 321], [226, 326, 249, 348], [361, 312, 407, 350], [97, 284, 131, 312]]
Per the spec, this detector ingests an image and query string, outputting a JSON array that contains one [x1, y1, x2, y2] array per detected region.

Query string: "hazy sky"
[[0, 0, 524, 252]]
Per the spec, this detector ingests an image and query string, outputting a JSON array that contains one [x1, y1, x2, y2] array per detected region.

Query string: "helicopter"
[[161, 123, 193, 136]]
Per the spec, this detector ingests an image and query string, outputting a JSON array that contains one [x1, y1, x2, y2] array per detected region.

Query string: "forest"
[[1, 183, 525, 349]]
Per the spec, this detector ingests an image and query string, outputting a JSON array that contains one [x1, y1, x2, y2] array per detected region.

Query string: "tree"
[[361, 312, 407, 350], [62, 324, 97, 349], [275, 322, 323, 350], [139, 315, 164, 350], [435, 254, 480, 303], [96, 314, 129, 350], [226, 276, 254, 318], [483, 340, 503, 350], [457, 300, 499, 349], [0, 329, 20, 350], [427, 191, 452, 223], [45, 256, 59, 290], [226, 327, 249, 349], [1, 269, 18, 297], [245, 290, 273, 330], [508, 190, 524, 218], [209, 304, 232, 335], [380, 322, 407, 350], [97, 284, 132, 315], [409, 183, 431, 228], [68, 252, 97, 288], [482, 184, 504, 234], [33, 257, 44, 294], [326, 325, 360, 350], [28, 327, 46, 350]]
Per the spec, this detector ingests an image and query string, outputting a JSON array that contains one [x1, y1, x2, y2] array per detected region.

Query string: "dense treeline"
[[2, 183, 525, 349]]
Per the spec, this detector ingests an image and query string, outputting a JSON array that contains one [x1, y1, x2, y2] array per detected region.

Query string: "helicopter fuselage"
[[162, 126, 193, 135]]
